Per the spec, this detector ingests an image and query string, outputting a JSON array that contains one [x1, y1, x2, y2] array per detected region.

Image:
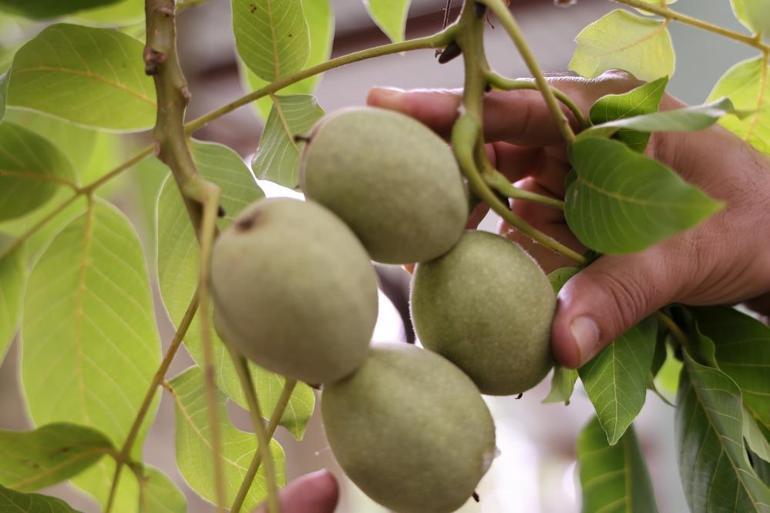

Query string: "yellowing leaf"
[[569, 9, 675, 81]]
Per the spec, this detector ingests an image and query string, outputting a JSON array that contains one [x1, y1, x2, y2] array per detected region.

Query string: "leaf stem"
[[483, 169, 565, 209], [613, 0, 770, 52], [104, 295, 199, 513], [229, 350, 282, 513], [484, 72, 589, 130], [656, 311, 689, 349], [231, 379, 297, 513], [479, 0, 577, 145]]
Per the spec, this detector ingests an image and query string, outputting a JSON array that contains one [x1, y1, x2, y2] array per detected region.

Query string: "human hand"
[[254, 470, 339, 513], [367, 73, 770, 368]]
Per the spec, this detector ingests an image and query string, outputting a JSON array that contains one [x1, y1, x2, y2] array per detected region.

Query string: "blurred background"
[[0, 1, 758, 512]]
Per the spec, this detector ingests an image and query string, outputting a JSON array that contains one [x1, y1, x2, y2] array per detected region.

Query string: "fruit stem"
[[229, 350, 283, 513], [484, 72, 589, 130], [452, 114, 585, 264], [231, 379, 298, 513], [144, 1, 227, 511], [104, 294, 199, 513], [483, 170, 565, 210], [478, 0, 576, 145]]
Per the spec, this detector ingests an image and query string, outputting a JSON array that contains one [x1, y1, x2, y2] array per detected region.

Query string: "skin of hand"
[[255, 470, 339, 513], [366, 72, 770, 369]]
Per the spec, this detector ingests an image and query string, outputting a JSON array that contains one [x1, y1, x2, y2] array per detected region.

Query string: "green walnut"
[[210, 198, 378, 384], [300, 106, 468, 264], [322, 343, 496, 513], [411, 230, 556, 395]]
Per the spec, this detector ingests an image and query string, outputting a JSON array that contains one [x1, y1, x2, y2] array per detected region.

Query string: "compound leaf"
[[731, 0, 770, 38], [0, 423, 113, 492], [565, 137, 723, 254], [579, 318, 657, 445], [577, 417, 659, 513], [252, 94, 324, 188], [570, 9, 674, 81], [364, 0, 411, 43], [676, 353, 770, 513], [0, 484, 83, 513], [6, 24, 156, 131], [169, 366, 286, 510], [137, 466, 187, 513]]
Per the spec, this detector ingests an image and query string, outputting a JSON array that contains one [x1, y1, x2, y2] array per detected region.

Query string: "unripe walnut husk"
[[211, 198, 378, 384], [301, 106, 468, 264], [322, 343, 496, 513], [411, 230, 556, 395]]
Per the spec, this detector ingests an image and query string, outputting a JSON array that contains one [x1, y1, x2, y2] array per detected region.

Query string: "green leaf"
[[569, 10, 674, 82], [708, 56, 770, 155], [743, 406, 770, 464], [6, 24, 156, 131], [754, 451, 770, 486], [0, 484, 83, 512], [0, 122, 76, 221], [364, 0, 411, 43], [676, 353, 770, 513], [72, 0, 144, 24], [577, 417, 659, 513], [731, 0, 770, 38], [589, 77, 668, 152], [232, 0, 309, 83], [653, 342, 682, 400], [22, 201, 160, 449], [579, 318, 657, 445], [0, 235, 23, 360], [242, 0, 334, 120], [0, 423, 113, 492], [252, 94, 324, 188], [169, 366, 286, 510], [693, 306, 770, 429], [565, 137, 723, 254], [5, 109, 122, 185], [137, 466, 187, 513], [0, 0, 121, 19], [582, 97, 745, 143], [0, 72, 7, 121], [543, 367, 578, 406], [156, 140, 315, 438], [548, 266, 579, 293], [73, 459, 140, 513]]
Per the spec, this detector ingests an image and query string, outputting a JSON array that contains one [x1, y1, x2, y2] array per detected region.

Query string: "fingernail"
[[368, 87, 404, 109], [570, 316, 600, 364]]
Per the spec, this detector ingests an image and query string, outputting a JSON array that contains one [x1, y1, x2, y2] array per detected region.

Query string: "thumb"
[[551, 251, 677, 368], [256, 470, 339, 513]]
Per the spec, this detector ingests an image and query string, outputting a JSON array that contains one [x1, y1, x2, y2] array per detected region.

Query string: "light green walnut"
[[211, 198, 378, 384], [301, 106, 468, 264], [322, 343, 496, 513], [411, 230, 556, 395]]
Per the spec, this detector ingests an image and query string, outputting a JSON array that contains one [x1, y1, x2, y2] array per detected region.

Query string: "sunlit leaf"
[[708, 56, 770, 155], [0, 123, 76, 221], [232, 0, 309, 82], [543, 366, 578, 405], [243, 0, 334, 120], [72, 0, 143, 24], [252, 94, 324, 188], [0, 235, 23, 360], [137, 466, 187, 513], [579, 319, 657, 445], [0, 0, 121, 19], [0, 423, 113, 492], [676, 353, 770, 513], [169, 366, 286, 510], [743, 407, 770, 464], [653, 342, 681, 401], [157, 140, 315, 439], [73, 459, 140, 513], [569, 9, 674, 81], [589, 77, 668, 152], [577, 417, 659, 513], [693, 306, 770, 429], [731, 0, 770, 38], [565, 137, 723, 254], [364, 0, 411, 43], [6, 24, 156, 131], [0, 484, 83, 512]]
